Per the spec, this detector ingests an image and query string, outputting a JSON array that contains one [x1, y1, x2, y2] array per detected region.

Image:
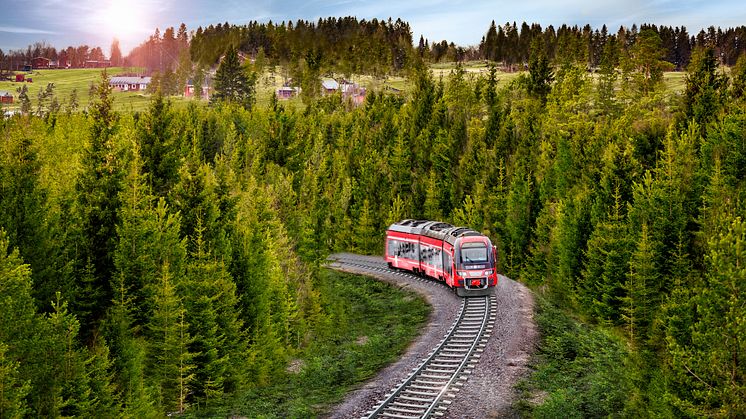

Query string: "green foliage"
[[232, 270, 429, 418], [211, 46, 257, 110], [525, 37, 554, 103], [666, 217, 746, 416], [684, 47, 728, 129], [516, 298, 633, 418], [75, 71, 123, 330]]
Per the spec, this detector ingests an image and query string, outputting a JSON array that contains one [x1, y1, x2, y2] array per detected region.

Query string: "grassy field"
[[1, 62, 689, 115], [0, 67, 185, 113]]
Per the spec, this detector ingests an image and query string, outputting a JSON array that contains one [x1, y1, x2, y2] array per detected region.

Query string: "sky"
[[1, 0, 745, 55]]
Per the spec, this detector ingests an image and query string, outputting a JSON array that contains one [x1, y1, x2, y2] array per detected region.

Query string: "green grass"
[[662, 71, 687, 93], [219, 269, 430, 418], [0, 67, 180, 113]]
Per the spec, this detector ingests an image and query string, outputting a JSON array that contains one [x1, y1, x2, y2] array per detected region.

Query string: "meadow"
[[1, 62, 689, 115]]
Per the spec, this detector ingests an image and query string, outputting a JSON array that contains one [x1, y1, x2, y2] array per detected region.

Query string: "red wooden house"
[[31, 57, 51, 69]]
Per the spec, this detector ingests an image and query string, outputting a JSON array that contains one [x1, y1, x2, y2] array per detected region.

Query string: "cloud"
[[0, 25, 58, 35]]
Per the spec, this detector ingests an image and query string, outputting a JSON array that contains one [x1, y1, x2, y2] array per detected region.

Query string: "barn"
[[31, 57, 50, 69], [184, 79, 211, 99], [0, 91, 13, 104], [321, 78, 339, 94], [276, 86, 298, 99]]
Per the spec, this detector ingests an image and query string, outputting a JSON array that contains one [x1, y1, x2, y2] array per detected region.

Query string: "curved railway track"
[[327, 254, 498, 418]]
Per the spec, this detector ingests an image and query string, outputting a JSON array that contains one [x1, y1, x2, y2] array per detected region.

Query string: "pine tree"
[[138, 91, 178, 197], [75, 70, 122, 331], [148, 262, 194, 413], [526, 37, 554, 103], [211, 45, 257, 109], [667, 217, 746, 416], [684, 46, 728, 129], [622, 223, 658, 345]]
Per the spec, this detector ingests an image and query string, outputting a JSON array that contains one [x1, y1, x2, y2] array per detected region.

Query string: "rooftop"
[[110, 76, 151, 85]]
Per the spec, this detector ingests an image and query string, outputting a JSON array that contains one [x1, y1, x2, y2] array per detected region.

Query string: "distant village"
[[1, 52, 368, 107]]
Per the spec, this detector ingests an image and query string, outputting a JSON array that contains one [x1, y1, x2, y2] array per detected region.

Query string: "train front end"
[[452, 236, 498, 297]]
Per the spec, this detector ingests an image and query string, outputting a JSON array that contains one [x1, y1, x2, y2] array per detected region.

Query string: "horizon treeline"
[[473, 21, 746, 70]]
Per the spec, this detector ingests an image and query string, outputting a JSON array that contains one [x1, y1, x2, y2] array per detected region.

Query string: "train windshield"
[[460, 242, 488, 263]]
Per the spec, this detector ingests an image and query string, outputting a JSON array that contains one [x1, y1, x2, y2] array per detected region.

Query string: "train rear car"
[[385, 219, 498, 296]]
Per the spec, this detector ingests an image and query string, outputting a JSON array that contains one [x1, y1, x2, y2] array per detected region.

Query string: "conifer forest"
[[1, 18, 746, 417]]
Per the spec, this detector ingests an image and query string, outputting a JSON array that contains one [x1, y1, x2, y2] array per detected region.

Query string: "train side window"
[[443, 252, 452, 276], [387, 239, 396, 257]]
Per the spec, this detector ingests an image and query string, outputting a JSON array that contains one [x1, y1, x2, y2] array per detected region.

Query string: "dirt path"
[[325, 253, 538, 418]]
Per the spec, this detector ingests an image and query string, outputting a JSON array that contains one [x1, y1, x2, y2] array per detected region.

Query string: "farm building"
[[276, 86, 299, 99], [184, 79, 211, 99], [0, 91, 13, 104], [85, 60, 111, 68], [109, 76, 152, 92], [321, 79, 339, 94], [31, 57, 51, 69]]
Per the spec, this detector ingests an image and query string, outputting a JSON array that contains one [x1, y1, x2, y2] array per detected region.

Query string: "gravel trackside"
[[324, 253, 538, 418]]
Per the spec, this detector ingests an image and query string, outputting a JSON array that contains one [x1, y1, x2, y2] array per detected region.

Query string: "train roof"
[[387, 219, 484, 245]]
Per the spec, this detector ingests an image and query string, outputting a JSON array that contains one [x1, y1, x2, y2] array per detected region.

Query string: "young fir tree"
[[0, 342, 29, 418], [667, 217, 746, 416], [183, 225, 247, 405], [581, 190, 631, 323], [622, 223, 658, 345], [0, 231, 35, 417], [147, 262, 194, 414], [211, 45, 257, 109], [526, 37, 554, 103], [684, 46, 728, 130], [354, 199, 378, 254], [731, 53, 746, 100], [75, 70, 122, 330], [137, 91, 179, 197]]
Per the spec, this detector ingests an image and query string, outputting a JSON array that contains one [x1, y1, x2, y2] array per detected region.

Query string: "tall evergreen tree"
[[684, 46, 728, 129], [74, 70, 122, 333], [211, 45, 257, 109]]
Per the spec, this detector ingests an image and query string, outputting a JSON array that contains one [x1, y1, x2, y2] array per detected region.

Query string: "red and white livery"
[[385, 220, 498, 296]]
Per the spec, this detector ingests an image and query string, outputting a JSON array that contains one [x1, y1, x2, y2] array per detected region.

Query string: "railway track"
[[327, 254, 497, 418]]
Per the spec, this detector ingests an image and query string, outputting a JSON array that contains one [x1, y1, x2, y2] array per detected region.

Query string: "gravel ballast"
[[325, 253, 538, 418]]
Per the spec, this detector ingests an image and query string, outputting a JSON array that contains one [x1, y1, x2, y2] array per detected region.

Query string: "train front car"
[[451, 234, 498, 297], [386, 220, 498, 297]]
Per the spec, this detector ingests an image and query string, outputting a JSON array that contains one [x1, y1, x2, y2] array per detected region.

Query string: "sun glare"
[[98, 0, 143, 41]]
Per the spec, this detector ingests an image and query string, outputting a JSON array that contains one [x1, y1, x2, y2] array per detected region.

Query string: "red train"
[[385, 220, 498, 296]]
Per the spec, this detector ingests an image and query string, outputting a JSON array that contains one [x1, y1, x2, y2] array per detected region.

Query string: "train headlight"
[[458, 271, 467, 277], [484, 270, 493, 276]]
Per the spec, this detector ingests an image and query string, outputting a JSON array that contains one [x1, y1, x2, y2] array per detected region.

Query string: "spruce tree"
[[75, 70, 122, 331], [211, 45, 256, 109], [138, 91, 178, 197], [668, 217, 746, 416], [684, 46, 728, 129], [148, 262, 194, 413], [622, 223, 658, 345]]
